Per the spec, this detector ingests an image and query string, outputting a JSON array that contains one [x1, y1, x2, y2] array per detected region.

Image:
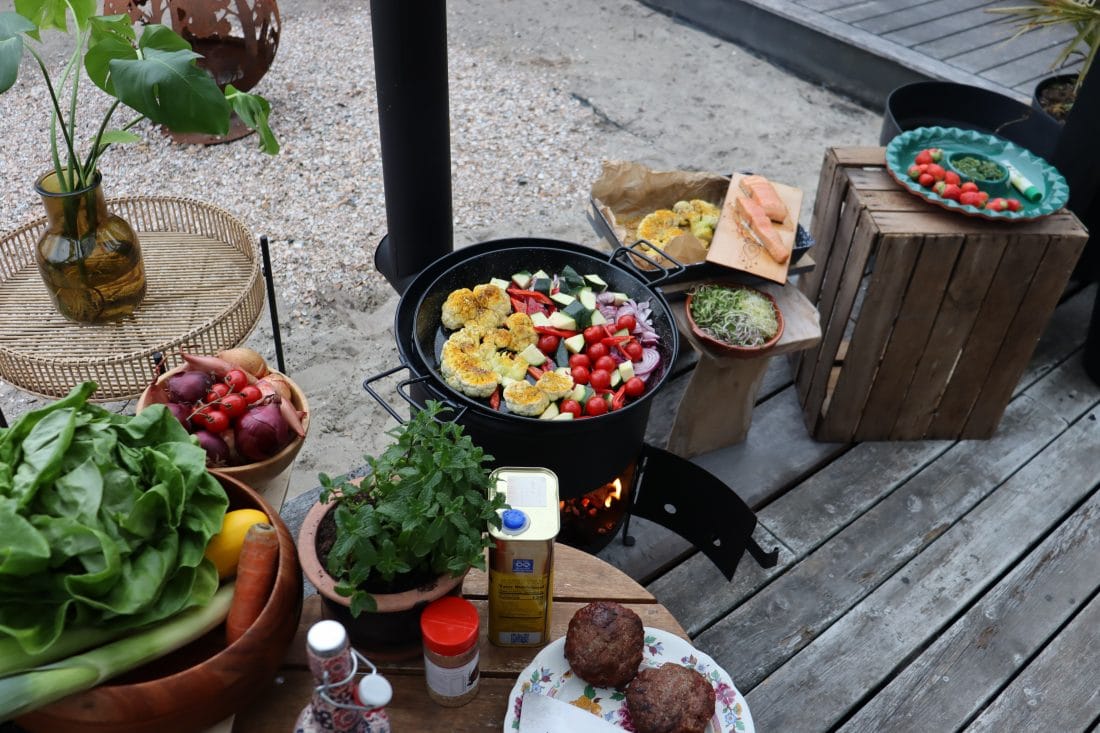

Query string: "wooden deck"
[[598, 279, 1100, 730], [641, 0, 1082, 108]]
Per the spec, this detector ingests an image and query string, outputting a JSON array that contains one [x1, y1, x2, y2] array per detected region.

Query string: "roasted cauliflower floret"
[[636, 209, 684, 249], [445, 362, 499, 398], [503, 381, 549, 416], [536, 370, 574, 401], [473, 283, 511, 321], [505, 312, 538, 352], [441, 284, 509, 330], [441, 288, 479, 330], [440, 326, 486, 377]]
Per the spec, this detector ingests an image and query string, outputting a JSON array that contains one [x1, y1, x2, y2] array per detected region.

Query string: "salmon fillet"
[[733, 194, 790, 264], [739, 175, 789, 224]]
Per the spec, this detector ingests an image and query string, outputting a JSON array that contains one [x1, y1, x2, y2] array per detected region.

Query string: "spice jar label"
[[424, 652, 480, 698]]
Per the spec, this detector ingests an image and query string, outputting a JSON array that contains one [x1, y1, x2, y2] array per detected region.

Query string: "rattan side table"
[[0, 197, 266, 409]]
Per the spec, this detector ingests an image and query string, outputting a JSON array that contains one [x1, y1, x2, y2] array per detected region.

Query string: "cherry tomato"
[[560, 399, 582, 418], [570, 366, 590, 385], [586, 396, 608, 417], [587, 342, 609, 360], [205, 382, 231, 402], [624, 376, 645, 398], [568, 354, 591, 369], [537, 334, 560, 354], [583, 326, 604, 345], [590, 369, 612, 390], [239, 384, 263, 404], [616, 314, 637, 332], [224, 369, 249, 392], [594, 356, 617, 373], [219, 393, 248, 419], [625, 341, 644, 361], [194, 407, 231, 433]]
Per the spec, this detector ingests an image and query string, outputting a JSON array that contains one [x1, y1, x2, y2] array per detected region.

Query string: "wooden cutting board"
[[706, 173, 803, 284]]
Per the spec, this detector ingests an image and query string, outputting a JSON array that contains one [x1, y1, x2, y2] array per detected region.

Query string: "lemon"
[[204, 508, 270, 579]]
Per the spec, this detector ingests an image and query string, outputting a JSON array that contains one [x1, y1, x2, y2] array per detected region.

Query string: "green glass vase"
[[34, 171, 146, 322]]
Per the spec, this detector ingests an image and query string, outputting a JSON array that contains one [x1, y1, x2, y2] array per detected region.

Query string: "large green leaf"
[[84, 13, 135, 93], [108, 46, 229, 133], [225, 83, 280, 154], [137, 22, 191, 54], [14, 0, 96, 35], [0, 12, 34, 93]]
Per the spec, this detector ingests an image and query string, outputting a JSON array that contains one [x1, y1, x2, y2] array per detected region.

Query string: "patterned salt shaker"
[[301, 620, 365, 733], [356, 670, 393, 733]]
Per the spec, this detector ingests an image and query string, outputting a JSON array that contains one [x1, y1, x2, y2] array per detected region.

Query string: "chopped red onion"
[[635, 347, 661, 377]]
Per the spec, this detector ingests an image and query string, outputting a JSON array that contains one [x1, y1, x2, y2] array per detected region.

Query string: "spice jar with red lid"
[[420, 596, 481, 706]]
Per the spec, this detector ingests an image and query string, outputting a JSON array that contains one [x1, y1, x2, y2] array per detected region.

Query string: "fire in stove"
[[557, 462, 636, 553]]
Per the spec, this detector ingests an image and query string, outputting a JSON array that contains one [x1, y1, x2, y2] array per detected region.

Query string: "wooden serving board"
[[706, 173, 803, 284]]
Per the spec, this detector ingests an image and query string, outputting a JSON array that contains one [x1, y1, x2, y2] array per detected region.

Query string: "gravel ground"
[[0, 0, 882, 503]]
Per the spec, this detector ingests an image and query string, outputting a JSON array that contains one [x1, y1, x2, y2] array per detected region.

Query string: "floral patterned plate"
[[502, 627, 754, 732]]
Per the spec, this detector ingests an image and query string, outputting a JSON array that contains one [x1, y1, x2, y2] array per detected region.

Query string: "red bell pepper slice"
[[507, 288, 554, 305], [527, 365, 544, 380], [489, 386, 501, 411], [601, 335, 631, 346], [612, 385, 627, 410], [510, 296, 527, 314], [534, 326, 577, 338]]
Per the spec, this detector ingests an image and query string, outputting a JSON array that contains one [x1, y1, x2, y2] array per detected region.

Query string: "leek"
[[0, 582, 234, 719]]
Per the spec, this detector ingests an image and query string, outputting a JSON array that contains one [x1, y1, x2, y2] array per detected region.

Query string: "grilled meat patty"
[[564, 601, 644, 688], [626, 663, 716, 733]]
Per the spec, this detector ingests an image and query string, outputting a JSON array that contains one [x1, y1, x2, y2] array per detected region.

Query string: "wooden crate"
[[794, 148, 1088, 442]]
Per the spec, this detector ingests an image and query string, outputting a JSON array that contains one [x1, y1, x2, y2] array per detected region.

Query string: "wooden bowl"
[[685, 285, 784, 359], [136, 366, 310, 487], [17, 472, 303, 733]]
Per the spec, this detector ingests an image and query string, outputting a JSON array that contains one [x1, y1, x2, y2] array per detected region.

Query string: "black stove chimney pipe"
[[370, 0, 454, 295]]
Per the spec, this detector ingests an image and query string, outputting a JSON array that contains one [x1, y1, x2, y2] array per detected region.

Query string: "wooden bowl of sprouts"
[[685, 283, 784, 358]]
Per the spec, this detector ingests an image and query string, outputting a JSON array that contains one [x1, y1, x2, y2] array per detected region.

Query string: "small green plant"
[[990, 0, 1099, 98], [690, 284, 779, 347], [318, 402, 506, 616], [0, 0, 278, 195]]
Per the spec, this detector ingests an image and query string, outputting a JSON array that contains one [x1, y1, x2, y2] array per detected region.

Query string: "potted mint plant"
[[0, 1, 278, 322], [297, 402, 507, 656]]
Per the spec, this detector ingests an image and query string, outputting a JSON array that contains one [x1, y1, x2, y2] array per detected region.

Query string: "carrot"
[[225, 523, 279, 645]]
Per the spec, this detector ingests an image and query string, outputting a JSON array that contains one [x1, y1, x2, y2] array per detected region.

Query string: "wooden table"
[[231, 543, 686, 732]]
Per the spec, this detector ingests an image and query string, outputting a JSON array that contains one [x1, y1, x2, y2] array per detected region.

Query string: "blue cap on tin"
[[502, 509, 528, 532]]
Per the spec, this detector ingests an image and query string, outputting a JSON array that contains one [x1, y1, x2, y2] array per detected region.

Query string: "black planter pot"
[[880, 81, 1062, 161], [1032, 73, 1077, 126]]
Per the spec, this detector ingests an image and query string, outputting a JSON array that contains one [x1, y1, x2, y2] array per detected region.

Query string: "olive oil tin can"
[[487, 467, 560, 647]]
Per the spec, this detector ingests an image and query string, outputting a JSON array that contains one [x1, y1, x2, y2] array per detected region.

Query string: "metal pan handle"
[[362, 364, 468, 425], [610, 242, 687, 287]]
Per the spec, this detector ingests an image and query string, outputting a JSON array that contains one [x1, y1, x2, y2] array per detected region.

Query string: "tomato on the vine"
[[568, 354, 591, 369], [224, 369, 249, 392], [624, 376, 645, 398], [537, 334, 560, 354], [194, 407, 230, 433], [570, 366, 590, 385], [583, 326, 604, 345], [587, 342, 609, 360], [560, 399, 582, 418], [594, 355, 617, 373], [590, 369, 612, 391], [586, 396, 608, 416], [219, 393, 248, 419], [616, 314, 636, 332], [205, 383, 230, 402], [239, 385, 263, 404]]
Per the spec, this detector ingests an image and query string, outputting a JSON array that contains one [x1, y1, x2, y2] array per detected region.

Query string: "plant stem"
[[84, 100, 121, 175], [66, 31, 86, 189], [25, 47, 80, 193]]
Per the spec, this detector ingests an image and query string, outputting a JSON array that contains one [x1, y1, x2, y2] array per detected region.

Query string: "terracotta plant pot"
[[685, 284, 784, 358], [297, 494, 467, 660], [18, 472, 303, 733], [136, 365, 310, 490]]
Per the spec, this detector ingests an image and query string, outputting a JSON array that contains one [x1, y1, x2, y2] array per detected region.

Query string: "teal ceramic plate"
[[885, 126, 1069, 221]]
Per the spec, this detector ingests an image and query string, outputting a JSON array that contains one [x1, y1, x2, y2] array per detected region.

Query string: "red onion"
[[235, 401, 293, 461], [194, 429, 229, 466], [165, 402, 193, 431], [635, 347, 661, 377], [166, 370, 212, 403]]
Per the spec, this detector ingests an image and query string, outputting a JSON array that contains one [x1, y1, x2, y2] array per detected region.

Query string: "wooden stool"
[[667, 282, 821, 457], [794, 147, 1088, 442]]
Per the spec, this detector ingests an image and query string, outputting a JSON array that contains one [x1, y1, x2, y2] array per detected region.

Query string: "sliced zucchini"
[[569, 384, 587, 403], [584, 273, 609, 290], [618, 361, 635, 381], [532, 269, 549, 281], [530, 311, 551, 327], [548, 311, 577, 331], [512, 271, 532, 289], [556, 366, 572, 377], [563, 300, 591, 329], [490, 277, 511, 290], [614, 328, 630, 338], [564, 334, 586, 354], [550, 291, 576, 307], [501, 375, 519, 387], [531, 276, 552, 295], [518, 343, 546, 366], [610, 369, 622, 388], [577, 287, 597, 311], [590, 310, 608, 326], [608, 291, 630, 305], [539, 403, 560, 420], [552, 412, 575, 421]]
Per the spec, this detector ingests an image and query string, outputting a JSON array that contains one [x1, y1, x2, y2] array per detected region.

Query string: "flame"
[[604, 478, 623, 509]]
